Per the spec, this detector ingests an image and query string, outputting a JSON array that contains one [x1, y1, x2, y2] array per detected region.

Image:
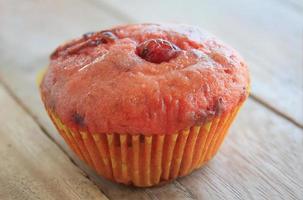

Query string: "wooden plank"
[[0, 84, 108, 200], [95, 0, 303, 126], [1, 0, 303, 199]]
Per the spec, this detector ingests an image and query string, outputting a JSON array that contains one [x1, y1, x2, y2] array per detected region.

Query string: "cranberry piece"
[[51, 30, 118, 58], [72, 112, 85, 127], [86, 31, 117, 47], [83, 31, 95, 39], [99, 31, 117, 43], [136, 39, 180, 63]]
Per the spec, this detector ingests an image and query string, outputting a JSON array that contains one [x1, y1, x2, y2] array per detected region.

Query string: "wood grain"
[[0, 0, 303, 199], [95, 0, 303, 126], [0, 84, 108, 200]]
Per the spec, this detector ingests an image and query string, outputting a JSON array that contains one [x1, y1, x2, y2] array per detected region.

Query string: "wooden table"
[[0, 0, 302, 199]]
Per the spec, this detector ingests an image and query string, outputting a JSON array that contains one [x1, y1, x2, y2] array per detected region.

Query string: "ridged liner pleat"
[[48, 105, 240, 187]]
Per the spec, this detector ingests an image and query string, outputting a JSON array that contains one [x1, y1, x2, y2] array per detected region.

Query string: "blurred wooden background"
[[0, 0, 302, 199]]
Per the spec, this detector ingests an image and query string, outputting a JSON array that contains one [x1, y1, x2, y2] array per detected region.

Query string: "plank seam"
[[173, 181, 198, 200], [249, 94, 303, 129], [144, 189, 161, 200]]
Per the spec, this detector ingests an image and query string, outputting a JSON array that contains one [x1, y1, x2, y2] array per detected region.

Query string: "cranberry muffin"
[[40, 23, 250, 187]]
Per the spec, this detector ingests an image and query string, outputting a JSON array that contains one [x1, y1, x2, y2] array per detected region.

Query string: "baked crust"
[[40, 23, 249, 135]]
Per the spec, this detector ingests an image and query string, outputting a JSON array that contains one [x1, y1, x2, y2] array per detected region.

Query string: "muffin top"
[[40, 23, 249, 135]]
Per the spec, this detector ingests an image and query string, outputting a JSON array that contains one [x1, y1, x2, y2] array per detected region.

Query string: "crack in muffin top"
[[40, 23, 250, 135]]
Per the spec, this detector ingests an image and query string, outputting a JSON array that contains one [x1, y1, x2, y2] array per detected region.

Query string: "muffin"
[[40, 23, 250, 187]]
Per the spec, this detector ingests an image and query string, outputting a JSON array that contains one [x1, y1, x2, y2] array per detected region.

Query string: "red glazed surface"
[[40, 23, 249, 135]]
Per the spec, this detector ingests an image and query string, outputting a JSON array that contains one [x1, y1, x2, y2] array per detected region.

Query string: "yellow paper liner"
[[47, 105, 241, 187]]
